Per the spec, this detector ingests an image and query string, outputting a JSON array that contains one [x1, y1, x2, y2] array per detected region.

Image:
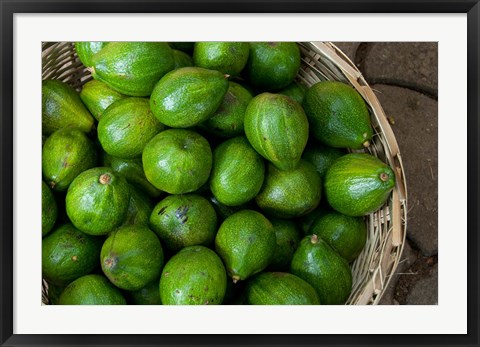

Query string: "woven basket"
[[41, 41, 407, 305]]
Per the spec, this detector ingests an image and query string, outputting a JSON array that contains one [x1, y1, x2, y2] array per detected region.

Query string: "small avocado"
[[215, 210, 276, 282], [302, 143, 346, 179], [324, 153, 396, 216], [193, 42, 249, 76], [278, 81, 307, 104], [126, 280, 161, 305], [75, 41, 109, 67], [149, 194, 217, 251], [245, 272, 320, 305], [150, 67, 229, 128], [101, 225, 164, 291], [302, 81, 373, 149], [310, 211, 367, 263], [42, 181, 58, 236], [159, 245, 227, 305], [42, 223, 103, 286], [245, 42, 301, 91], [142, 129, 212, 194], [244, 93, 309, 170], [102, 153, 162, 198], [268, 219, 301, 271], [291, 234, 352, 305], [98, 97, 165, 159], [91, 42, 175, 96], [42, 127, 97, 191], [209, 136, 265, 206], [79, 79, 126, 121], [121, 187, 154, 227], [65, 167, 131, 235], [169, 42, 195, 53], [58, 274, 126, 305], [256, 160, 322, 218], [198, 82, 253, 138], [172, 49, 193, 69], [42, 80, 95, 136]]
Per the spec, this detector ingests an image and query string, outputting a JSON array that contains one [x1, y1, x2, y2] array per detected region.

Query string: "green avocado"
[[244, 93, 309, 170], [170, 42, 195, 53], [58, 274, 126, 305], [42, 181, 58, 236], [159, 245, 227, 305], [256, 160, 322, 218], [302, 143, 346, 179], [290, 234, 353, 305], [102, 153, 162, 198], [142, 129, 212, 194], [42, 127, 97, 191], [149, 194, 217, 251], [310, 211, 367, 263], [206, 194, 253, 222], [268, 219, 301, 270], [324, 153, 396, 216], [75, 41, 109, 67], [42, 80, 95, 136], [245, 42, 301, 91], [91, 42, 175, 96], [210, 136, 265, 206], [297, 205, 329, 235], [246, 272, 320, 305], [42, 223, 103, 286], [193, 42, 250, 76], [198, 82, 253, 138], [98, 97, 165, 159], [126, 280, 161, 305], [278, 81, 307, 104], [65, 167, 131, 235], [215, 210, 276, 282], [122, 187, 154, 226], [79, 80, 127, 121], [172, 49, 193, 69], [150, 67, 229, 128], [101, 225, 164, 291], [302, 81, 373, 149]]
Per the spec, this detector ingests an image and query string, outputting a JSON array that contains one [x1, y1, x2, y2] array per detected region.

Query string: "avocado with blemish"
[[149, 194, 217, 251], [159, 245, 227, 305]]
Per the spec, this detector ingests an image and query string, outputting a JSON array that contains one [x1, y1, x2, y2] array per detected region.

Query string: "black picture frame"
[[1, 1, 479, 346]]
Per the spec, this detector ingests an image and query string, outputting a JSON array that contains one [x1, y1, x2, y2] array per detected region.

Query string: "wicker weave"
[[42, 41, 407, 305]]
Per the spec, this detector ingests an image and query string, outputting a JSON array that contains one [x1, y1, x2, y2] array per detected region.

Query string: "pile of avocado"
[[42, 42, 396, 305]]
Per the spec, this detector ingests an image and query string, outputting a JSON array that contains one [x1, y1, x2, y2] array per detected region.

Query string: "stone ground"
[[332, 42, 438, 305]]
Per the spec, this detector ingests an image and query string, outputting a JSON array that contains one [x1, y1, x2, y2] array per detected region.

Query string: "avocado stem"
[[379, 172, 390, 182], [232, 275, 240, 284], [224, 74, 230, 79], [99, 174, 111, 185], [362, 140, 371, 148], [311, 234, 319, 244]]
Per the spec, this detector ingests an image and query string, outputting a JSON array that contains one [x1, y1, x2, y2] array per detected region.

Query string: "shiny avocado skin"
[[121, 187, 154, 227], [42, 127, 97, 192], [290, 234, 352, 305], [102, 153, 162, 198], [42, 181, 58, 236], [172, 49, 193, 69], [75, 41, 109, 67], [246, 272, 320, 305], [91, 42, 175, 97], [245, 42, 301, 91], [214, 210, 276, 282], [149, 67, 229, 128], [324, 153, 396, 216], [79, 80, 126, 121], [159, 245, 227, 305], [58, 274, 126, 305], [42, 80, 95, 136], [193, 42, 250, 76], [209, 136, 265, 207], [98, 97, 165, 159], [65, 167, 131, 235]]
